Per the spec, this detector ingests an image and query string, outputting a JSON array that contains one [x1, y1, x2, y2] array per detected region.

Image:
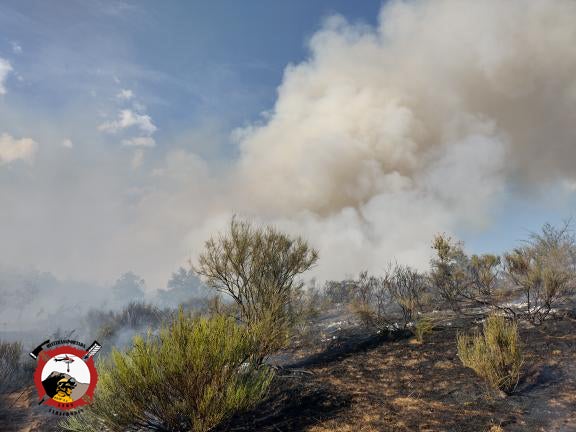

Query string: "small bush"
[[351, 267, 430, 332], [414, 316, 435, 343], [430, 234, 470, 311], [61, 312, 273, 432], [86, 302, 172, 348], [355, 272, 388, 328], [324, 279, 358, 305], [457, 315, 523, 394], [0, 340, 24, 393]]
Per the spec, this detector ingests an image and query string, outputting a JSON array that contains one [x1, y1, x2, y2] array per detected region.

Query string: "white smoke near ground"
[[185, 0, 576, 280]]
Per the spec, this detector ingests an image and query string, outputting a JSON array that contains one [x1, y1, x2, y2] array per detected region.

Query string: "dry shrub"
[[504, 222, 576, 324], [387, 265, 429, 325], [351, 266, 430, 332], [195, 217, 318, 361], [457, 315, 523, 395], [430, 235, 470, 311], [61, 312, 273, 432], [0, 340, 24, 393], [86, 302, 172, 350], [431, 223, 576, 323], [413, 316, 435, 343]]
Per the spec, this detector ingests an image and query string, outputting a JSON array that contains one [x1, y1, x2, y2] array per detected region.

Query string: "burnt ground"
[[2, 311, 575, 432], [222, 314, 576, 432], [0, 385, 61, 432]]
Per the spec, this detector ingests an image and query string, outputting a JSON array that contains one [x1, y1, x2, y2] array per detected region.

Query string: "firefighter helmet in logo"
[[31, 341, 101, 411]]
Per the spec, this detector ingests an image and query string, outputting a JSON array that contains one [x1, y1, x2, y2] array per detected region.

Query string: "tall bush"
[[195, 217, 318, 360]]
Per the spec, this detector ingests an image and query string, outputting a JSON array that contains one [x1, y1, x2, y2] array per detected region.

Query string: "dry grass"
[[414, 316, 436, 343], [457, 315, 523, 394]]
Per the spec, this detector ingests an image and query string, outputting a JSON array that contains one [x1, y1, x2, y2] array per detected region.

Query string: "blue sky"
[[0, 0, 383, 286], [0, 0, 381, 157], [0, 0, 574, 289]]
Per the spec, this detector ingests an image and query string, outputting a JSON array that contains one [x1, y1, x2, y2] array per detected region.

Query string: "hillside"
[[221, 308, 576, 432]]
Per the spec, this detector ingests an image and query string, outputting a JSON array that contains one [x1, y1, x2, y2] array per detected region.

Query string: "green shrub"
[[457, 315, 523, 394], [61, 312, 273, 432], [414, 316, 435, 343]]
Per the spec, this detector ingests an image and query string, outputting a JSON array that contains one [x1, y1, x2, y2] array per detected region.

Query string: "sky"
[[0, 0, 575, 293]]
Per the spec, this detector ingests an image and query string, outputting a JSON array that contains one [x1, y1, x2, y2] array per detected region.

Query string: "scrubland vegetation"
[[457, 314, 523, 395], [62, 313, 273, 432], [0, 340, 29, 394], [1, 219, 575, 431]]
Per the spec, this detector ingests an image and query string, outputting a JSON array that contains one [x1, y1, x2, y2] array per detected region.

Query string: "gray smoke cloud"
[[197, 0, 576, 280], [3, 0, 576, 305]]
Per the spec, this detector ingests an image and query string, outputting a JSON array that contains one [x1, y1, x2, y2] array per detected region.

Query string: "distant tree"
[[157, 265, 205, 306], [429, 235, 471, 311], [0, 270, 42, 319], [430, 222, 576, 323], [112, 272, 145, 304]]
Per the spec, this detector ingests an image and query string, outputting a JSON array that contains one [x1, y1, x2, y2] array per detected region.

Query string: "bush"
[[0, 340, 24, 394], [504, 222, 576, 324], [430, 234, 471, 311], [457, 315, 523, 394], [61, 312, 273, 432], [387, 265, 430, 326], [86, 302, 172, 348], [324, 279, 358, 305], [430, 223, 576, 323], [351, 266, 430, 332], [195, 217, 318, 361], [413, 316, 435, 343], [350, 272, 391, 331]]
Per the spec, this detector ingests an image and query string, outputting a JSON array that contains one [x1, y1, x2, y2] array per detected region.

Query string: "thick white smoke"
[[208, 0, 576, 280], [4, 0, 576, 292]]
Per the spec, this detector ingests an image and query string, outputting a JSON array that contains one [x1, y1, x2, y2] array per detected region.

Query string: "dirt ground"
[[2, 312, 575, 432], [0, 385, 61, 432], [222, 314, 576, 432]]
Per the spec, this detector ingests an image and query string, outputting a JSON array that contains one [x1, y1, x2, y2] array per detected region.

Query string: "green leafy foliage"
[[61, 312, 273, 432]]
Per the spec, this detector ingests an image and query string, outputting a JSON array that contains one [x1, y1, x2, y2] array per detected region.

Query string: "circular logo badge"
[[33, 344, 98, 411]]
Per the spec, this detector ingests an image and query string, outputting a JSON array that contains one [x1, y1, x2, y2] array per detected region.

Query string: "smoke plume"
[[201, 0, 576, 280]]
